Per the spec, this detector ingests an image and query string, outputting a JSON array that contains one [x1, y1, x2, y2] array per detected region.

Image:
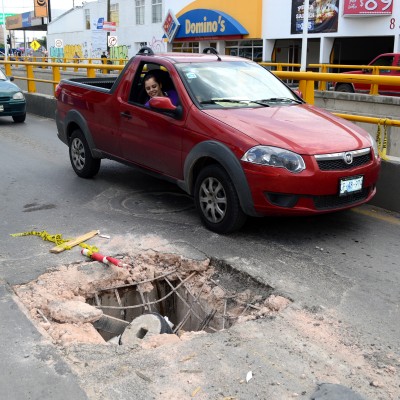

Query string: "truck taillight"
[[54, 84, 62, 99]]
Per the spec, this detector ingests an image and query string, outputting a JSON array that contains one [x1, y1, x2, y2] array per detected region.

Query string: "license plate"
[[0, 105, 3, 112], [339, 175, 363, 196]]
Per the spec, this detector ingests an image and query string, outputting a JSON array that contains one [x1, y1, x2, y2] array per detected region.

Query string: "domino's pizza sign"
[[163, 10, 180, 43]]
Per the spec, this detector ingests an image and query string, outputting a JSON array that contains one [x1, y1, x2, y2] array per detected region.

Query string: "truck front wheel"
[[194, 165, 247, 234], [69, 129, 101, 178]]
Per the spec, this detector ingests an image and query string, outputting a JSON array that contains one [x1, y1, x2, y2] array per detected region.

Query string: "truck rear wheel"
[[194, 165, 247, 234], [69, 129, 101, 178], [335, 83, 354, 93]]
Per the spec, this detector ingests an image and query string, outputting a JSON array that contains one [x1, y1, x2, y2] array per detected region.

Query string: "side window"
[[128, 62, 179, 107], [371, 56, 393, 74]]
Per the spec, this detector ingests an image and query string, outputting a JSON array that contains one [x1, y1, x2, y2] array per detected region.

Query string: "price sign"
[[343, 0, 393, 16]]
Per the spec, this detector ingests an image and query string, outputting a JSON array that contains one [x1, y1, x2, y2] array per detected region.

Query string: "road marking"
[[352, 206, 400, 225]]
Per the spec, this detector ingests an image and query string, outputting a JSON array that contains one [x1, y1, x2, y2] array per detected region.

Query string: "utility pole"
[[106, 0, 110, 55], [1, 0, 7, 60], [47, 0, 52, 23], [300, 0, 309, 72]]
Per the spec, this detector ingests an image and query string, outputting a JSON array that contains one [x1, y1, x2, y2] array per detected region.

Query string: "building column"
[[394, 34, 400, 52], [263, 39, 275, 61], [319, 36, 334, 64]]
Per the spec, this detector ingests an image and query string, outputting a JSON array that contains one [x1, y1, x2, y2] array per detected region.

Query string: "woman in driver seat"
[[143, 73, 179, 107]]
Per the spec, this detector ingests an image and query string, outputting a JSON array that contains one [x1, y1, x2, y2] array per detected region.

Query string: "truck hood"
[[202, 104, 370, 155]]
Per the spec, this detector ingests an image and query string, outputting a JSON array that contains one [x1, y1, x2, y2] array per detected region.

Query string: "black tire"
[[69, 129, 101, 178], [194, 164, 247, 234], [335, 83, 354, 93], [12, 114, 26, 123]]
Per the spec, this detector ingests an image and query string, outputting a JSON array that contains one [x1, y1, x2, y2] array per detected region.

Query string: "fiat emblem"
[[343, 152, 353, 165]]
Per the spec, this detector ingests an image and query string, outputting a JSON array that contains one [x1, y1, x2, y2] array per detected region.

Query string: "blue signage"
[[96, 17, 104, 29], [175, 9, 248, 39]]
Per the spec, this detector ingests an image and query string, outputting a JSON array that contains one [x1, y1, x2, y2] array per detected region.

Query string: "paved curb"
[[0, 281, 88, 400]]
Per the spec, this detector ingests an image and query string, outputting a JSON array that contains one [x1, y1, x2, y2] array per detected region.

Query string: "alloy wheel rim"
[[71, 138, 85, 170], [199, 177, 227, 223]]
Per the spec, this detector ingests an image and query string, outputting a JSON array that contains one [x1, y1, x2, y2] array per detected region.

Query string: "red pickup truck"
[[55, 47, 381, 233], [334, 53, 400, 95]]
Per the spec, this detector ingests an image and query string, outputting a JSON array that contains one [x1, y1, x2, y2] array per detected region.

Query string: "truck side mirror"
[[148, 96, 183, 119]]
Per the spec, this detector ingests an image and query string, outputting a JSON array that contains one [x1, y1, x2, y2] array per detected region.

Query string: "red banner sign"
[[343, 0, 393, 16]]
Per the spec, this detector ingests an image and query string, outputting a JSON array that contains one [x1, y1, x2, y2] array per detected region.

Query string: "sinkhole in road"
[[14, 251, 291, 347], [88, 258, 279, 342]]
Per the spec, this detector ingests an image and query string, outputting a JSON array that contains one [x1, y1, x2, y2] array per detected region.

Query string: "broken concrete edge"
[[12, 251, 294, 347], [24, 92, 400, 214]]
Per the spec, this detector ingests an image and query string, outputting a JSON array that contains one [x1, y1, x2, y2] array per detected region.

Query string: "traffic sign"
[[103, 21, 116, 31], [55, 39, 63, 48], [30, 40, 41, 51], [108, 36, 118, 47]]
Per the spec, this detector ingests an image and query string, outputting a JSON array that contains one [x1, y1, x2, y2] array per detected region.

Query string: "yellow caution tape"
[[376, 120, 389, 161], [10, 230, 99, 253]]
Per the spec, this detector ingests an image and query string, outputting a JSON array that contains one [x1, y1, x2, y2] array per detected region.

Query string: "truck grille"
[[315, 148, 371, 171]]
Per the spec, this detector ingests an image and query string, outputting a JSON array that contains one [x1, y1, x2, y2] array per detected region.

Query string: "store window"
[[110, 3, 119, 26], [85, 9, 90, 30], [225, 40, 263, 62], [136, 0, 145, 25], [152, 0, 162, 23], [172, 42, 200, 53]]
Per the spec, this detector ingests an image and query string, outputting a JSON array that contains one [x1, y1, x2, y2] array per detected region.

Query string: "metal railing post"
[[53, 65, 61, 94], [369, 66, 380, 95], [26, 64, 36, 93]]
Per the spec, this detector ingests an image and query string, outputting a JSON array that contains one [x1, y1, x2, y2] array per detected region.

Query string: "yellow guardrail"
[[0, 60, 124, 93], [1, 59, 400, 143], [271, 70, 400, 104], [308, 63, 400, 92]]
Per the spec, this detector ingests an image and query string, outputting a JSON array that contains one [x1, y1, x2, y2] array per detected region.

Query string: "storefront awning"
[[175, 9, 248, 40]]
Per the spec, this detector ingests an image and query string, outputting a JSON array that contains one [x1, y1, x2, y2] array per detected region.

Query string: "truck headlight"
[[242, 146, 306, 173], [368, 133, 379, 158]]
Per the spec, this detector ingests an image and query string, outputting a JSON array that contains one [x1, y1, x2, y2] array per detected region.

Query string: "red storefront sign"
[[343, 0, 393, 16]]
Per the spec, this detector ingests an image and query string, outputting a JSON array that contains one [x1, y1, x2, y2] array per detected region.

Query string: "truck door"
[[117, 62, 185, 179], [360, 55, 397, 95]]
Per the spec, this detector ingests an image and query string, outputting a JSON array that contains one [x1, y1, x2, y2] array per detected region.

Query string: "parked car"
[[0, 69, 26, 123], [334, 53, 400, 95], [55, 47, 381, 233]]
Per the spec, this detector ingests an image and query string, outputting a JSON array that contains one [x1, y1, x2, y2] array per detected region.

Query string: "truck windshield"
[[176, 61, 300, 108]]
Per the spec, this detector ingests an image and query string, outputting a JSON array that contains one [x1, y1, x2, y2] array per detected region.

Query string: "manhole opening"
[[88, 258, 276, 342]]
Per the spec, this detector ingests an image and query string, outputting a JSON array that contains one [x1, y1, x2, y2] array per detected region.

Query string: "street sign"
[[30, 40, 41, 51], [108, 36, 118, 47], [103, 21, 116, 31], [55, 39, 63, 48], [0, 13, 15, 25]]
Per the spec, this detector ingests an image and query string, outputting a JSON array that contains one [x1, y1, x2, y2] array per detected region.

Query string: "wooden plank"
[[50, 230, 99, 253]]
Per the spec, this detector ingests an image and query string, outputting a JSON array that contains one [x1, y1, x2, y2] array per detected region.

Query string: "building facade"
[[45, 0, 400, 65]]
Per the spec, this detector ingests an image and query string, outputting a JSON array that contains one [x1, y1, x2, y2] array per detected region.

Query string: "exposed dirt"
[[12, 242, 400, 400]]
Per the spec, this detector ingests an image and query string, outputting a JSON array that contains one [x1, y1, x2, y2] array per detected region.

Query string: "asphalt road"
[[1, 114, 399, 399]]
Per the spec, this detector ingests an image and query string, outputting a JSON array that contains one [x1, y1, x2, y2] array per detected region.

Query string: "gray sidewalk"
[[0, 281, 87, 400]]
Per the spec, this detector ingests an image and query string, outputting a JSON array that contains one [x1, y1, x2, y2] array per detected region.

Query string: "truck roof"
[[135, 47, 251, 64]]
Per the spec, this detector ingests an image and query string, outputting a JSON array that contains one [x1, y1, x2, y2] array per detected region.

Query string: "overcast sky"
[[2, 0, 86, 14]]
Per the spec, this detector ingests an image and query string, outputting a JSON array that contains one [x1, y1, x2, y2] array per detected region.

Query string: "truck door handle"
[[120, 111, 132, 119]]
